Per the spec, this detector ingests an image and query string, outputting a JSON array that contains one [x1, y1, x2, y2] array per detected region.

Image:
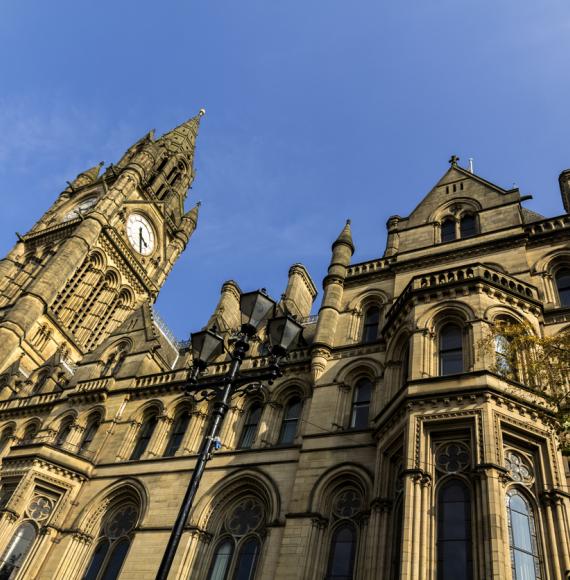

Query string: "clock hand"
[[139, 227, 143, 253]]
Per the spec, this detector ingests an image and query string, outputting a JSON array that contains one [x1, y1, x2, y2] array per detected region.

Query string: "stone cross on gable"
[[449, 155, 460, 166]]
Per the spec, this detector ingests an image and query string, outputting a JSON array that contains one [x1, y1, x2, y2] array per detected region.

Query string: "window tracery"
[[325, 488, 363, 580], [435, 442, 470, 474], [206, 497, 266, 580], [505, 451, 534, 485], [83, 503, 139, 580]]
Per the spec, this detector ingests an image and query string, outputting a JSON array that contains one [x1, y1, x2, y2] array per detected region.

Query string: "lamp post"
[[155, 290, 303, 580]]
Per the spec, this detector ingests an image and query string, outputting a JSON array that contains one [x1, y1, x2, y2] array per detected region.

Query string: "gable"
[[404, 165, 520, 228]]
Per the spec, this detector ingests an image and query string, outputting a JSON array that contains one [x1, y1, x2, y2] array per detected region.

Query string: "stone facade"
[[0, 119, 568, 580]]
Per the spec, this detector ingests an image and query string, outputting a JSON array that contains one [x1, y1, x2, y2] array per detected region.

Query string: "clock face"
[[126, 213, 155, 256], [63, 196, 98, 221]]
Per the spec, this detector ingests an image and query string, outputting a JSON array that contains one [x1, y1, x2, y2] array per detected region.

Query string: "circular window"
[[105, 504, 139, 539], [505, 450, 534, 484], [332, 489, 362, 518], [435, 442, 470, 474], [226, 498, 264, 536], [27, 496, 54, 521]]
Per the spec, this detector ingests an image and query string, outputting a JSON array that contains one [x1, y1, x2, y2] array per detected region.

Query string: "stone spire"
[[333, 219, 355, 254], [155, 109, 205, 167]]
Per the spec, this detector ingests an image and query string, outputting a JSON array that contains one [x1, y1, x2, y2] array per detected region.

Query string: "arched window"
[[55, 417, 74, 448], [401, 343, 410, 387], [436, 480, 472, 580], [164, 410, 191, 457], [0, 521, 37, 577], [439, 323, 464, 375], [278, 397, 302, 445], [130, 412, 158, 460], [82, 503, 139, 580], [21, 423, 39, 445], [31, 372, 49, 395], [441, 218, 456, 243], [80, 415, 101, 453], [0, 427, 14, 455], [555, 267, 570, 307], [362, 306, 380, 343], [207, 539, 234, 580], [206, 497, 265, 580], [326, 523, 357, 580], [350, 378, 372, 429], [460, 214, 478, 238], [506, 490, 541, 580], [238, 404, 262, 449], [390, 499, 403, 579]]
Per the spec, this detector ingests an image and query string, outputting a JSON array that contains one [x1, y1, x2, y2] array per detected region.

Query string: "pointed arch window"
[[460, 214, 478, 238], [80, 415, 101, 453], [326, 523, 357, 580], [362, 306, 380, 343], [278, 397, 302, 445], [436, 479, 473, 580], [507, 490, 542, 580], [206, 498, 265, 580], [350, 378, 372, 429], [0, 521, 37, 578], [238, 403, 262, 449], [21, 423, 39, 445], [82, 503, 139, 580], [55, 417, 74, 448], [130, 412, 158, 460], [441, 218, 456, 243], [32, 372, 49, 395], [555, 267, 570, 307], [0, 427, 14, 455], [439, 323, 464, 375], [164, 410, 191, 457]]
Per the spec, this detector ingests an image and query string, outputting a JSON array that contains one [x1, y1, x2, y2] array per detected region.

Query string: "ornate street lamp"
[[155, 290, 303, 580]]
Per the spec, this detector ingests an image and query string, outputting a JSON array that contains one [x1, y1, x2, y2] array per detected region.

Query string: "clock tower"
[[0, 111, 204, 377]]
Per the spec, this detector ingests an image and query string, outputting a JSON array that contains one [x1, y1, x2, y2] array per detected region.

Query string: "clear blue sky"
[[1, 1, 569, 339]]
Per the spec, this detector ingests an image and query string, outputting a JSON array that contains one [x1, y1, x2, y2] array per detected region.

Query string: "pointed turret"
[[311, 220, 355, 381], [333, 219, 355, 254], [178, 201, 201, 244], [65, 161, 104, 192]]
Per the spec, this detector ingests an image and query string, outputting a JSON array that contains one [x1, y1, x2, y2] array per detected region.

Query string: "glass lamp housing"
[[239, 290, 276, 335]]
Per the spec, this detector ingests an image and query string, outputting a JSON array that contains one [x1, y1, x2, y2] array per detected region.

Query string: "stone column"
[[541, 493, 563, 580], [302, 516, 327, 580]]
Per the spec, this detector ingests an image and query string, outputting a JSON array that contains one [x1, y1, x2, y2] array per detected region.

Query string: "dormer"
[[382, 157, 529, 257]]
